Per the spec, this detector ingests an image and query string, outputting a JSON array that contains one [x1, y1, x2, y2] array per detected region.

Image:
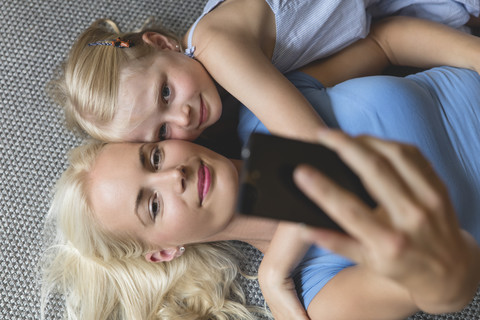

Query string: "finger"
[[357, 137, 451, 215], [315, 131, 418, 225], [352, 136, 461, 235], [294, 164, 390, 247]]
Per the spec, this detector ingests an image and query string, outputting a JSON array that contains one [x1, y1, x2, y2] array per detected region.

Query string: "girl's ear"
[[142, 32, 178, 51], [145, 247, 184, 263]]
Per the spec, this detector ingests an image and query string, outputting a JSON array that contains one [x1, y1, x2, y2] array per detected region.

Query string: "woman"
[[41, 133, 480, 320]]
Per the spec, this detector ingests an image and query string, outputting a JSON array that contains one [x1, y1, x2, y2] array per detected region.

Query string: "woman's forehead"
[[91, 143, 141, 179], [87, 143, 143, 231]]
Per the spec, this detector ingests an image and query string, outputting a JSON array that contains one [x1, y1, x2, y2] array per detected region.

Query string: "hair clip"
[[88, 38, 134, 48]]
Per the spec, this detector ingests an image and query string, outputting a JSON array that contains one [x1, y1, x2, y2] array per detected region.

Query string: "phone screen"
[[236, 133, 376, 231]]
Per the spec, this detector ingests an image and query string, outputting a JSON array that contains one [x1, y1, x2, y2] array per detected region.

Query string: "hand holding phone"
[[292, 130, 480, 314]]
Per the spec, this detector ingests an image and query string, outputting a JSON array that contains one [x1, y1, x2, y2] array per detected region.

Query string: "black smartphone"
[[236, 133, 376, 232]]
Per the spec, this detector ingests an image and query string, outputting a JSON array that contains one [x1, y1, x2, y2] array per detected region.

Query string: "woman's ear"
[[142, 32, 178, 51], [145, 246, 184, 263]]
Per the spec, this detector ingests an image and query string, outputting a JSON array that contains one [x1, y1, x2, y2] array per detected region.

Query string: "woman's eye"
[[158, 124, 168, 141], [149, 192, 161, 221], [161, 84, 171, 103], [151, 146, 163, 170]]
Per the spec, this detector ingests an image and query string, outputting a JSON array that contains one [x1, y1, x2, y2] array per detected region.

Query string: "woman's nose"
[[153, 165, 186, 193]]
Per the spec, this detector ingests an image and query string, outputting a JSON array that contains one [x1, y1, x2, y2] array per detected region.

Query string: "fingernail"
[[294, 165, 314, 185]]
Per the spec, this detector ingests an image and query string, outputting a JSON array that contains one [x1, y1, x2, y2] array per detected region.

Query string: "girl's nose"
[[170, 105, 191, 127]]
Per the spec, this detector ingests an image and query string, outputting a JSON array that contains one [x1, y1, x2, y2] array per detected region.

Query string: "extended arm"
[[301, 16, 480, 86], [371, 16, 480, 72], [198, 32, 326, 143]]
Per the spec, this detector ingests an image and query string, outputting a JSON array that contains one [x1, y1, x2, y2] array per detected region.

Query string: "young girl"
[[55, 0, 480, 144]]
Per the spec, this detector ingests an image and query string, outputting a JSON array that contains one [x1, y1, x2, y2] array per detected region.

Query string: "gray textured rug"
[[0, 0, 478, 319]]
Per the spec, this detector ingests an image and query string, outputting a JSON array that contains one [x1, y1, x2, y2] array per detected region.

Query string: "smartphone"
[[236, 133, 376, 232]]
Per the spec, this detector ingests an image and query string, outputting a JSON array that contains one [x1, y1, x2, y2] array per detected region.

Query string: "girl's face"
[[88, 140, 239, 249], [113, 50, 222, 142]]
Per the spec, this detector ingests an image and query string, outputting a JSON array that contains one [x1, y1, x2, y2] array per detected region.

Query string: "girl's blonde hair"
[[52, 19, 179, 141], [40, 140, 265, 319]]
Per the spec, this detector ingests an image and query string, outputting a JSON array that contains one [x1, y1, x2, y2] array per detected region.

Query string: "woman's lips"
[[197, 163, 211, 204]]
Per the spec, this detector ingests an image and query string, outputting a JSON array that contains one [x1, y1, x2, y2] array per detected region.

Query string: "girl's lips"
[[198, 96, 208, 128], [197, 163, 211, 204]]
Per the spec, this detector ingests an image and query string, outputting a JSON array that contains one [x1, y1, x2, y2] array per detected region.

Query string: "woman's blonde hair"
[[40, 140, 265, 319], [52, 19, 180, 141]]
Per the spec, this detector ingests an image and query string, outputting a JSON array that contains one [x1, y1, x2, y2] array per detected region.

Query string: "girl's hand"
[[294, 130, 480, 314], [258, 222, 310, 320]]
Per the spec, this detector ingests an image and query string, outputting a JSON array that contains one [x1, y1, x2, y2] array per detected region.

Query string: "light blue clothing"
[[185, 0, 478, 72], [237, 67, 480, 308]]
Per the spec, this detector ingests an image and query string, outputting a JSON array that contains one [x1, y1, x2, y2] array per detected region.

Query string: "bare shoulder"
[[185, 0, 275, 59]]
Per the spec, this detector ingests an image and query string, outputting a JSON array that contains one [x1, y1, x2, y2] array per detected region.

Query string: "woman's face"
[[112, 50, 223, 142], [88, 140, 238, 249]]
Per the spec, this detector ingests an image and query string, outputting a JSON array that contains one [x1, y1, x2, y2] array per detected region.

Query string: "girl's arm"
[[196, 33, 327, 143], [370, 16, 480, 73], [192, 1, 326, 143], [302, 16, 480, 86], [196, 15, 480, 144]]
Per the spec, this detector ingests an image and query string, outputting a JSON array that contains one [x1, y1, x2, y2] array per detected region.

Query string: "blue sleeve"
[[292, 245, 354, 309]]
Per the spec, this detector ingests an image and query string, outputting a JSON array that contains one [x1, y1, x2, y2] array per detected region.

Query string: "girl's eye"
[[151, 146, 163, 170], [149, 192, 161, 221], [161, 84, 171, 103], [158, 124, 168, 141]]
